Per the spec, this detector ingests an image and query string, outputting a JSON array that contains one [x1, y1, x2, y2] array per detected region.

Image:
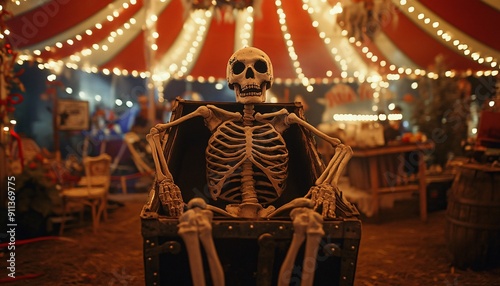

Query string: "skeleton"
[[278, 207, 324, 286], [146, 47, 357, 285]]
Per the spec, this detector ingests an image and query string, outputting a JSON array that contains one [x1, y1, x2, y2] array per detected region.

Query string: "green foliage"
[[14, 154, 61, 218], [412, 62, 471, 167]]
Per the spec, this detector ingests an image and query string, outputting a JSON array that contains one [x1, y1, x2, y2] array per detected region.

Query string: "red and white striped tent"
[[6, 0, 499, 84]]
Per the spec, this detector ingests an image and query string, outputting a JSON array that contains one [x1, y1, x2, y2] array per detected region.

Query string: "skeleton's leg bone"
[[186, 199, 225, 286], [197, 209, 225, 286], [301, 212, 325, 286], [178, 209, 206, 286], [257, 233, 276, 286], [277, 207, 309, 286], [205, 204, 238, 217], [267, 198, 313, 218]]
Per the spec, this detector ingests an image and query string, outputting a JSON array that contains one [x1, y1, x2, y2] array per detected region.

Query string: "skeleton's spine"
[[241, 104, 258, 204], [242, 104, 254, 126]]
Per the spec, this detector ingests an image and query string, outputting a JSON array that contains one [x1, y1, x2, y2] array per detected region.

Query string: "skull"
[[226, 47, 273, 104]]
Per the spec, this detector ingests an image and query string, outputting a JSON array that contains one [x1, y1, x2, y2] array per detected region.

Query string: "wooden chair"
[[124, 132, 154, 174], [59, 153, 112, 235]]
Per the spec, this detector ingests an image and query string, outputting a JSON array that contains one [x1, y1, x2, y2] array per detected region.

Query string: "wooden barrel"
[[445, 164, 500, 270]]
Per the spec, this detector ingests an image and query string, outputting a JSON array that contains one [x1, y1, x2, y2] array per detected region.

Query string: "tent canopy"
[[6, 0, 500, 84]]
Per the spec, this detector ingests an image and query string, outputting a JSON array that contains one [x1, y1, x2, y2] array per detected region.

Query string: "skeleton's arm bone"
[[152, 133, 173, 179], [151, 104, 240, 133], [255, 108, 291, 133], [204, 105, 242, 131], [205, 104, 242, 118], [146, 133, 169, 181], [286, 112, 353, 187], [254, 108, 289, 121], [147, 104, 234, 183], [315, 146, 352, 185], [152, 106, 212, 133], [286, 113, 341, 147]]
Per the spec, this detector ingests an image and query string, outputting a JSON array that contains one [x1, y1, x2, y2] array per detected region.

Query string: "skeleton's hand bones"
[[305, 183, 337, 218], [158, 179, 184, 217]]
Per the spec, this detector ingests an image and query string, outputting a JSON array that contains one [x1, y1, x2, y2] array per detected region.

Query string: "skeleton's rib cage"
[[158, 99, 324, 215]]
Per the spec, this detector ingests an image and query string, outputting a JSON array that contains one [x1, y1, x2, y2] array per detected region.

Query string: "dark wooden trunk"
[[141, 99, 361, 285], [142, 218, 361, 285]]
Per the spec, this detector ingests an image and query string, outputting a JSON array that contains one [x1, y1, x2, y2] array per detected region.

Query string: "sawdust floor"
[[5, 193, 500, 286]]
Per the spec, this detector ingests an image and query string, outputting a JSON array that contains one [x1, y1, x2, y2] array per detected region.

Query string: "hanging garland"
[[1, 1, 26, 171]]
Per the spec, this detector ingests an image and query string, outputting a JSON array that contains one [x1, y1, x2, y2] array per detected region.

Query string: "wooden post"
[[0, 55, 6, 205], [145, 0, 157, 128], [0, 131, 8, 206], [52, 93, 61, 161]]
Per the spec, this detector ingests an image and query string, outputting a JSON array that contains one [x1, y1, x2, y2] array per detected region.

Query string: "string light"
[[154, 8, 211, 82], [396, 0, 499, 76], [302, 0, 382, 85], [333, 113, 402, 122], [20, 0, 138, 65], [10, 0, 498, 86], [274, 0, 313, 90], [234, 6, 254, 50]]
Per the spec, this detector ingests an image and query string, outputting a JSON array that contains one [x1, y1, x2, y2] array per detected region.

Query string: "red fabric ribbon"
[[0, 92, 24, 117], [9, 128, 23, 170]]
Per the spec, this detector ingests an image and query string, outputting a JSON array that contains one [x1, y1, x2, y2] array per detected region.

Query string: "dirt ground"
[[3, 192, 500, 286]]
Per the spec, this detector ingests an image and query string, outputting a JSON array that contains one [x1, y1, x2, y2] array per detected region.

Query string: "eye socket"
[[254, 60, 268, 73], [232, 61, 245, 75]]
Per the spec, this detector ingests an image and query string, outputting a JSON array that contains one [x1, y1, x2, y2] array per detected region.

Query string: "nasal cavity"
[[245, 67, 255, 79]]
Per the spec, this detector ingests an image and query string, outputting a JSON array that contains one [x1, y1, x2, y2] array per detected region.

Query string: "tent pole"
[[0, 53, 7, 205], [144, 0, 157, 127]]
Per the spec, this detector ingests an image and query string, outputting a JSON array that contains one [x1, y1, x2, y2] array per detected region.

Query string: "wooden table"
[[348, 142, 435, 221]]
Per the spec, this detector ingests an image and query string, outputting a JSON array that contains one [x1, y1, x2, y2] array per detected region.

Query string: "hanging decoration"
[[337, 0, 397, 42], [182, 0, 262, 22], [1, 1, 25, 175], [0, 43, 25, 119], [325, 83, 357, 107], [5, 0, 498, 89]]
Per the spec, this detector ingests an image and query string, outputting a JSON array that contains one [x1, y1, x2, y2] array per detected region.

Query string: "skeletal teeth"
[[241, 91, 262, 97]]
